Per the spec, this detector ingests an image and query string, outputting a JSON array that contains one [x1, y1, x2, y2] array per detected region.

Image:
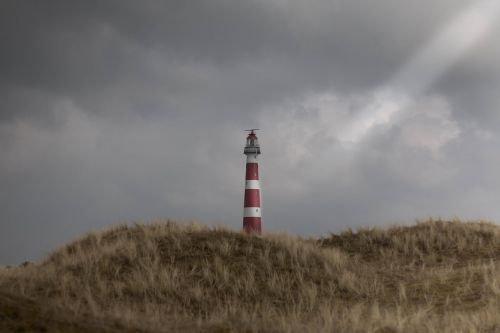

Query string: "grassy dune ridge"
[[2, 219, 500, 332]]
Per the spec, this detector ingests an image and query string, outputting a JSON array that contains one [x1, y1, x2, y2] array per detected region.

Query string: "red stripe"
[[244, 189, 260, 207], [245, 163, 259, 180], [243, 217, 261, 234]]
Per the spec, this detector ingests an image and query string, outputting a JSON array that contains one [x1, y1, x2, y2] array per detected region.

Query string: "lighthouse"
[[243, 129, 262, 234]]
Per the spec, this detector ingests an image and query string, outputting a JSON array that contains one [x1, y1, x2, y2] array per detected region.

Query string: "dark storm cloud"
[[0, 0, 469, 117], [1, 0, 500, 264]]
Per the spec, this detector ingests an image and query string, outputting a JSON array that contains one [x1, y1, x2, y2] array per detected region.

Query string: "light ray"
[[339, 0, 500, 144]]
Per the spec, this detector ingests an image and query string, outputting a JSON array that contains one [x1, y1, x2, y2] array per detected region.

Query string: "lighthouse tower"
[[243, 129, 262, 234]]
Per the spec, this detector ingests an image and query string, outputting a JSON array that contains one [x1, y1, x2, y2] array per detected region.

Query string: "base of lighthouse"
[[243, 217, 261, 234]]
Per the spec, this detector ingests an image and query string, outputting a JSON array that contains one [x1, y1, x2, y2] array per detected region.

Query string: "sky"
[[1, 0, 500, 264]]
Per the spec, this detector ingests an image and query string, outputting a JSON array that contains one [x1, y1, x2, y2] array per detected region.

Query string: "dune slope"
[[2, 219, 500, 332]]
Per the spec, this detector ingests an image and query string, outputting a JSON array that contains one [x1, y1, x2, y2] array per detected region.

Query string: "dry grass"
[[2, 219, 500, 332]]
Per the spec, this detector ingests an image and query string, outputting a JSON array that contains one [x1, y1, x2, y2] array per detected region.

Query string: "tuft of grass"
[[2, 218, 500, 332]]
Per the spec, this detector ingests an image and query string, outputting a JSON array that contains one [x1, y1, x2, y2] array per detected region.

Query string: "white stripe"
[[245, 180, 260, 189], [243, 207, 262, 218], [246, 155, 259, 163]]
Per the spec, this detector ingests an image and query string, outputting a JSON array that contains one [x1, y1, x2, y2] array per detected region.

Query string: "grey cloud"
[[0, 0, 474, 115]]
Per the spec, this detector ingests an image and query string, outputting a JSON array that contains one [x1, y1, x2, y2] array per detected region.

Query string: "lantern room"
[[244, 129, 261, 155]]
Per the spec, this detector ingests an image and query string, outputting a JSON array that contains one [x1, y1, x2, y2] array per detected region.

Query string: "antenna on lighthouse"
[[242, 129, 262, 234]]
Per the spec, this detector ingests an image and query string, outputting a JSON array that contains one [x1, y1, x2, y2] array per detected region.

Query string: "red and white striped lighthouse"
[[243, 129, 262, 234]]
